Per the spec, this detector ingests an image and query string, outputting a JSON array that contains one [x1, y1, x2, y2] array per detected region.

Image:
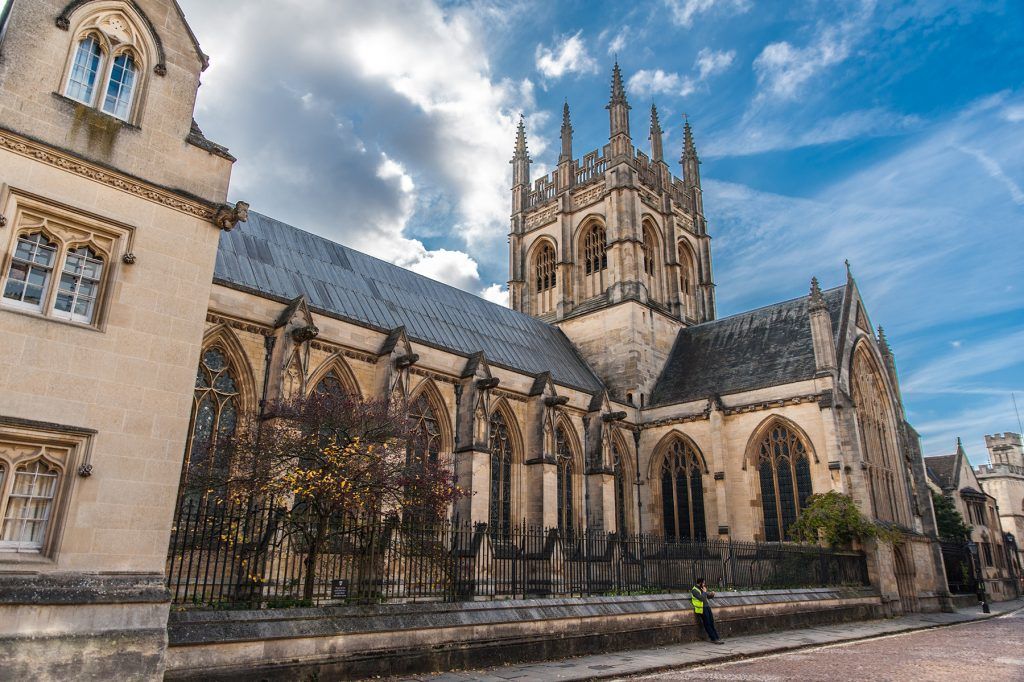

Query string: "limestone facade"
[[976, 432, 1024, 575]]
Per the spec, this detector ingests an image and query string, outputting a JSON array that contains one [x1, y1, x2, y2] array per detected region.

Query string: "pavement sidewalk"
[[394, 598, 1024, 682]]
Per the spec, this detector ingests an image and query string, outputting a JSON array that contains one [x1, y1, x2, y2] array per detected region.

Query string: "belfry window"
[[660, 438, 706, 540], [642, 226, 656, 277], [583, 225, 608, 275], [532, 241, 557, 315], [756, 423, 813, 542], [488, 410, 513, 538]]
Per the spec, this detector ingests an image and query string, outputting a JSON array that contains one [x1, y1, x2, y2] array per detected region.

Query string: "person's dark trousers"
[[699, 608, 720, 641]]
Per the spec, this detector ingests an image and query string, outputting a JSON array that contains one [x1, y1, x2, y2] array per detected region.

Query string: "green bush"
[[788, 491, 900, 547]]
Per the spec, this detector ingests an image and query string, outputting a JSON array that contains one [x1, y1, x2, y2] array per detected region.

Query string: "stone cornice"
[[0, 127, 219, 222], [641, 393, 824, 429]]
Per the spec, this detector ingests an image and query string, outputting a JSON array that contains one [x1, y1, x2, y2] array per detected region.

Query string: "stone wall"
[[164, 587, 882, 680]]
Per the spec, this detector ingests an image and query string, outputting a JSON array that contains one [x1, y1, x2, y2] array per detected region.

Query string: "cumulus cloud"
[[753, 2, 875, 102], [535, 31, 598, 80], [179, 0, 518, 299], [627, 48, 734, 99], [480, 284, 510, 307], [664, 0, 750, 27], [607, 27, 629, 56]]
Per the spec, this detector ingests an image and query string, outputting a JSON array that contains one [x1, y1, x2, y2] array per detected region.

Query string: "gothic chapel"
[[0, 2, 951, 678]]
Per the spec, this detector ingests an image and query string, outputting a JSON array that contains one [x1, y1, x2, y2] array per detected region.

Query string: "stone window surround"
[[0, 186, 135, 332], [0, 416, 95, 565]]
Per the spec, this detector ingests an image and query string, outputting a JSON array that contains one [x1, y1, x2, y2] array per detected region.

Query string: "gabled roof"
[[650, 285, 846, 406], [214, 213, 604, 392], [925, 454, 959, 490]]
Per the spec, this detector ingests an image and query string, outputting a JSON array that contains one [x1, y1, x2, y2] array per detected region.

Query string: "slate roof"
[[650, 286, 846, 406], [214, 212, 604, 392], [925, 454, 959, 490]]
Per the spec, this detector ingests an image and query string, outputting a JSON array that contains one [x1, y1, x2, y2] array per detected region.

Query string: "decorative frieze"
[[410, 366, 458, 386], [721, 393, 821, 416], [571, 183, 605, 211], [525, 205, 558, 230], [0, 128, 220, 222], [309, 339, 377, 365], [206, 312, 271, 336]]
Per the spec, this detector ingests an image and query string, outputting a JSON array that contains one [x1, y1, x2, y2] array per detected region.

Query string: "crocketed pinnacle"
[[877, 326, 891, 354], [561, 101, 572, 135], [649, 104, 664, 161], [513, 115, 529, 158], [682, 114, 696, 157], [609, 61, 629, 107], [809, 276, 826, 310]]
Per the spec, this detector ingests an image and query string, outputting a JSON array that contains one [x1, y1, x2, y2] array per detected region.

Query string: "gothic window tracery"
[[677, 241, 697, 317], [659, 437, 706, 540], [532, 241, 557, 315], [555, 425, 576, 533], [181, 347, 240, 498], [852, 346, 908, 524], [612, 440, 629, 535], [313, 370, 348, 398], [0, 460, 60, 550], [407, 393, 441, 465], [642, 225, 657, 277], [488, 410, 514, 537], [581, 223, 608, 299], [755, 422, 813, 542]]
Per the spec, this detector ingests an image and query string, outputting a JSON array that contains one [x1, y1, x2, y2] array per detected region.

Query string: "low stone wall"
[[166, 587, 882, 680], [0, 572, 169, 682]]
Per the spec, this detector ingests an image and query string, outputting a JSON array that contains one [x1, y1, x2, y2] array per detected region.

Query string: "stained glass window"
[[660, 438, 705, 540], [182, 347, 239, 495], [313, 370, 349, 398], [407, 393, 441, 465], [555, 425, 575, 533], [757, 423, 813, 542], [488, 410, 513, 538]]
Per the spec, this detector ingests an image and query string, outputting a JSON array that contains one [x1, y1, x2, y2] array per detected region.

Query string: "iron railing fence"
[[166, 497, 870, 609], [940, 541, 978, 594]]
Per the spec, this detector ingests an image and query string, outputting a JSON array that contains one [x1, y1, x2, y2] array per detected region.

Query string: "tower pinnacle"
[[809, 276, 825, 311], [511, 115, 531, 188], [649, 104, 664, 162], [560, 101, 573, 163], [681, 115, 701, 189], [606, 62, 631, 152]]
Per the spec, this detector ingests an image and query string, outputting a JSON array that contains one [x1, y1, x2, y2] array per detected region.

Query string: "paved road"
[[632, 608, 1024, 681]]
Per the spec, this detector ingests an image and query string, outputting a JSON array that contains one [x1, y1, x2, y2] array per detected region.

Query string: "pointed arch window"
[[313, 370, 349, 398], [407, 393, 441, 465], [851, 347, 907, 524], [612, 440, 629, 535], [534, 242, 557, 292], [677, 241, 697, 316], [642, 226, 657, 277], [660, 438, 706, 540], [0, 460, 60, 550], [583, 224, 608, 276], [488, 410, 514, 538], [66, 35, 103, 104], [101, 52, 138, 120], [555, 425, 575, 533], [756, 423, 813, 542], [181, 347, 240, 498]]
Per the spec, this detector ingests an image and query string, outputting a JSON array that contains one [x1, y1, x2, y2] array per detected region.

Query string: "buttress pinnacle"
[[609, 61, 629, 107]]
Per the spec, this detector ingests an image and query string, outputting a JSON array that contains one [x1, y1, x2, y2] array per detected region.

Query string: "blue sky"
[[173, 0, 1024, 462]]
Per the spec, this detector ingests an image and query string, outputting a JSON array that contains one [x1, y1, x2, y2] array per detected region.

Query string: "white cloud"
[[480, 283, 510, 307], [607, 27, 628, 56], [1004, 105, 1024, 122], [535, 31, 598, 80], [628, 69, 695, 98], [957, 146, 1024, 205], [904, 331, 1024, 395], [695, 47, 735, 80], [753, 3, 875, 102], [664, 0, 750, 27], [705, 107, 921, 157]]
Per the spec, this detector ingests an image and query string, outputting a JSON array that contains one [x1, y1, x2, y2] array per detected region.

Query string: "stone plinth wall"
[[165, 587, 881, 680]]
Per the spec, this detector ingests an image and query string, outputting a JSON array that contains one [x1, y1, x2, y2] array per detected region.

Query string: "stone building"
[[0, 1, 951, 678], [925, 440, 1018, 600], [976, 432, 1024, 574]]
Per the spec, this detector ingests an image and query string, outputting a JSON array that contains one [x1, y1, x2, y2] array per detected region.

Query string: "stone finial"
[[511, 115, 531, 186], [213, 201, 249, 231], [681, 114, 701, 189], [609, 61, 629, 106], [845, 258, 853, 281], [809, 276, 826, 310], [649, 104, 664, 162], [877, 326, 892, 354], [559, 101, 573, 163]]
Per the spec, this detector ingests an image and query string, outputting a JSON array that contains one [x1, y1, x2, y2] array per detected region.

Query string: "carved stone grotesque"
[[213, 201, 249, 231], [121, 252, 137, 265], [394, 353, 420, 369], [290, 324, 319, 343]]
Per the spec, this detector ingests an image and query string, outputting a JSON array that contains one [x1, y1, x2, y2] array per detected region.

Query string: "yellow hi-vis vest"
[[690, 586, 704, 614]]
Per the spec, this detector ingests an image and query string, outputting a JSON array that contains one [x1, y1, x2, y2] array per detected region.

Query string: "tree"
[[931, 491, 971, 542], [788, 491, 900, 547], [222, 393, 466, 603]]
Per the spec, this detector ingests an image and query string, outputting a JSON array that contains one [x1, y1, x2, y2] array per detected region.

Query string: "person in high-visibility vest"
[[691, 577, 723, 643]]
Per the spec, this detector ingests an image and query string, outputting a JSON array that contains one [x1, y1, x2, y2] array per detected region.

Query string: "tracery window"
[[851, 346, 908, 525], [533, 241, 557, 315], [660, 437, 706, 540], [313, 370, 349, 398], [488, 410, 514, 538], [407, 394, 441, 465], [678, 241, 696, 317], [0, 460, 60, 551], [583, 224, 608, 275], [612, 440, 629, 535], [642, 226, 657, 277], [181, 348, 240, 497], [555, 425, 576, 533], [2, 230, 107, 325], [62, 10, 150, 122], [756, 422, 813, 542]]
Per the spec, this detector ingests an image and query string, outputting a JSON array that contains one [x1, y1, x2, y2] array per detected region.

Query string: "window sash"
[[101, 53, 137, 120], [3, 234, 57, 312], [65, 36, 103, 105], [52, 247, 104, 324], [0, 462, 60, 551]]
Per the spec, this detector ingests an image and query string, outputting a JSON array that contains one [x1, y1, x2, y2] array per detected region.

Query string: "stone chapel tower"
[[508, 64, 715, 404]]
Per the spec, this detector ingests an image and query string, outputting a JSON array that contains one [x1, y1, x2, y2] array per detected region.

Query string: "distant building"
[[926, 440, 1019, 600], [976, 432, 1024, 574]]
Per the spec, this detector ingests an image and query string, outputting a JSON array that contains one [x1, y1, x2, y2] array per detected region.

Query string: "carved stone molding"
[[571, 184, 605, 211], [410, 366, 458, 386], [308, 339, 377, 365], [492, 388, 528, 403], [206, 312, 271, 337], [0, 128, 219, 222], [721, 393, 821, 416], [525, 205, 558, 230]]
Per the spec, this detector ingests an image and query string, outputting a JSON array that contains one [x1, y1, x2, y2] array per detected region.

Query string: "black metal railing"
[[166, 497, 870, 609]]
